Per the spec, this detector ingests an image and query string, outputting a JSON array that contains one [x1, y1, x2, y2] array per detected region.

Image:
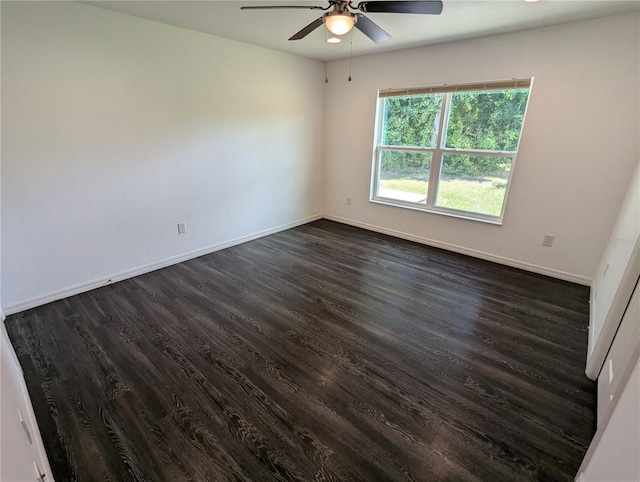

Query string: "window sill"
[[370, 197, 504, 225]]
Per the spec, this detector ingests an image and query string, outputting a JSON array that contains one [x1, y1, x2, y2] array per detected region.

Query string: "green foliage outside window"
[[446, 90, 529, 152], [381, 95, 440, 176], [381, 89, 529, 178], [382, 94, 442, 148]]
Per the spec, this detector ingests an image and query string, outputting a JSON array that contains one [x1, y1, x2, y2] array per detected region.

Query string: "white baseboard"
[[4, 212, 591, 315], [324, 214, 592, 286], [3, 214, 323, 316]]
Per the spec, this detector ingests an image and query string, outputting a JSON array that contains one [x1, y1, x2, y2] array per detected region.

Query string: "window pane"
[[377, 150, 432, 204], [445, 89, 529, 151], [436, 154, 512, 216], [382, 94, 442, 148]]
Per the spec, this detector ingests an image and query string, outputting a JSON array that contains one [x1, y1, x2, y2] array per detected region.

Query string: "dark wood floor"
[[6, 219, 595, 481]]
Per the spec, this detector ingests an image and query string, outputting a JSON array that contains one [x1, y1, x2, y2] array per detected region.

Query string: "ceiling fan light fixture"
[[324, 11, 356, 36]]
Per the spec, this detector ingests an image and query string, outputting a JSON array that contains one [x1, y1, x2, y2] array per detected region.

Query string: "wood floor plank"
[[5, 219, 595, 481]]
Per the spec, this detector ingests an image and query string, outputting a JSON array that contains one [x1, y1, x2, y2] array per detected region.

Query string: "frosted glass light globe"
[[325, 12, 355, 36]]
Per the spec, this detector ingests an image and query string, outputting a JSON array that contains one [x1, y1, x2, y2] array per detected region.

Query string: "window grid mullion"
[[442, 148, 516, 157], [378, 145, 436, 153], [427, 93, 450, 208]]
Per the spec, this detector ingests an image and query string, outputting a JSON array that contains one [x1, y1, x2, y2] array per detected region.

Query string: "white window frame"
[[370, 78, 533, 224]]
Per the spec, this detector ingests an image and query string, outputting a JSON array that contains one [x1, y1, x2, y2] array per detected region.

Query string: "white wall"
[[324, 13, 639, 283], [578, 357, 640, 482], [3, 6, 637, 310], [577, 162, 639, 478], [1, 1, 325, 312], [587, 161, 640, 378]]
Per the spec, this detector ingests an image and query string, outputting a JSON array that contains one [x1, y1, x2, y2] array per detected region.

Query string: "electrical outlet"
[[346, 197, 352, 205], [177, 222, 186, 234], [542, 234, 555, 247]]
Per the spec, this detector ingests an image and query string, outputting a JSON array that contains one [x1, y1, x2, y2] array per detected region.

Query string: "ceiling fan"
[[240, 0, 443, 44]]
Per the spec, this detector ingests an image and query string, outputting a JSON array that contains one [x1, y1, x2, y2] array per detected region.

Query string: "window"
[[371, 79, 532, 223]]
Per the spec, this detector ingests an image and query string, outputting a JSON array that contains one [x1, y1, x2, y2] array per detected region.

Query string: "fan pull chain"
[[348, 31, 353, 82], [325, 29, 329, 83]]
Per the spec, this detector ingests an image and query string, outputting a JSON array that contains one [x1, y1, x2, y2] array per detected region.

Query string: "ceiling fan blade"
[[241, 5, 324, 10], [357, 1, 443, 15], [355, 15, 391, 43], [289, 16, 324, 40]]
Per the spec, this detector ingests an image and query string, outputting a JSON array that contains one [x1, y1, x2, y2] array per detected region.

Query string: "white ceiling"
[[84, 0, 640, 60]]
